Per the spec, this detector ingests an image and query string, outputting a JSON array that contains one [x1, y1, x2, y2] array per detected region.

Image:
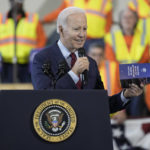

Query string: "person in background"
[[31, 7, 144, 114], [105, 8, 149, 116], [0, 0, 46, 83], [128, 0, 150, 44], [128, 0, 150, 115], [87, 43, 122, 96], [41, 0, 112, 49], [105, 8, 149, 64]]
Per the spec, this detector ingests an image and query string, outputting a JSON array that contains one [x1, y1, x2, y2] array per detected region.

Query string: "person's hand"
[[123, 83, 144, 98], [72, 57, 89, 76]]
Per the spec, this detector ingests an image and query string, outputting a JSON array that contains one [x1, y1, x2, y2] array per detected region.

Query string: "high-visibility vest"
[[65, 0, 112, 38], [105, 29, 148, 64], [0, 13, 39, 64], [99, 60, 121, 96], [128, 0, 150, 44], [128, 0, 150, 18]]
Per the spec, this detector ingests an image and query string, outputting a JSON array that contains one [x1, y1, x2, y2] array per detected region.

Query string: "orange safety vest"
[[0, 13, 39, 64], [105, 29, 148, 64], [99, 60, 122, 96], [65, 0, 112, 38]]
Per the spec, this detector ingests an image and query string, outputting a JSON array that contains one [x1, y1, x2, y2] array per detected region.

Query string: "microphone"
[[42, 62, 56, 88], [78, 47, 88, 86], [56, 60, 67, 81]]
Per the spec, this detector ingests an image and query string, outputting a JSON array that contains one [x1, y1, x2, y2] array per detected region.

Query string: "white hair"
[[57, 7, 86, 34]]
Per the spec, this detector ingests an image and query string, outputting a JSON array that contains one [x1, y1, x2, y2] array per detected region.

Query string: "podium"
[[0, 90, 113, 150]]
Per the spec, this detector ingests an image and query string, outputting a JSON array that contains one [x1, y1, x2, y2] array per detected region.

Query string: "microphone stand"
[[42, 61, 67, 89], [56, 61, 66, 81], [42, 63, 56, 89]]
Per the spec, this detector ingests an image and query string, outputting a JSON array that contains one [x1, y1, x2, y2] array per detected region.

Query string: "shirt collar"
[[57, 40, 78, 59]]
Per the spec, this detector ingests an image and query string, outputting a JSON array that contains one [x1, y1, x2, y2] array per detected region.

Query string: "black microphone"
[[78, 47, 88, 86], [56, 60, 67, 81], [42, 62, 56, 88]]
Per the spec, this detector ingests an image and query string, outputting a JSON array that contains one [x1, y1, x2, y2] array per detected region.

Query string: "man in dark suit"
[[31, 7, 143, 113]]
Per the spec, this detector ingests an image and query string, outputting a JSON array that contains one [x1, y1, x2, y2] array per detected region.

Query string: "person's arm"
[[36, 22, 46, 48], [95, 59, 143, 113]]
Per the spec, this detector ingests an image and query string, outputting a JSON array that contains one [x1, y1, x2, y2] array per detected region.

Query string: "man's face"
[[88, 47, 104, 66], [60, 13, 87, 52], [121, 10, 137, 32]]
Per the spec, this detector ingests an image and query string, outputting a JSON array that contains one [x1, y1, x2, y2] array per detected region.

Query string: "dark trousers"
[[1, 63, 31, 83]]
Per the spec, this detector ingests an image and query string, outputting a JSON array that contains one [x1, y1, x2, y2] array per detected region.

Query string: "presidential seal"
[[33, 99, 77, 142]]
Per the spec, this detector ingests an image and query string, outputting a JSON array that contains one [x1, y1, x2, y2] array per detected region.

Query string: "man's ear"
[[59, 25, 64, 35]]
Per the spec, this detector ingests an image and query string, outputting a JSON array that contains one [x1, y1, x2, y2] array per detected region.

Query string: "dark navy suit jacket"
[[31, 42, 126, 113]]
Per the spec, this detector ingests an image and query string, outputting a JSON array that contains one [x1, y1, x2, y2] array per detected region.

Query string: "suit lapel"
[[51, 43, 70, 74]]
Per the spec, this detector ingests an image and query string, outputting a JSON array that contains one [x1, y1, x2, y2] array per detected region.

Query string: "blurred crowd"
[[0, 0, 150, 149]]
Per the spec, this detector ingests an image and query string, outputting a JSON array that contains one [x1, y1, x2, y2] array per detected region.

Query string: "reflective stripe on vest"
[[85, 9, 105, 18], [111, 32, 116, 52], [0, 13, 38, 64], [0, 37, 36, 46], [141, 19, 146, 45], [110, 30, 147, 63], [101, 0, 107, 13]]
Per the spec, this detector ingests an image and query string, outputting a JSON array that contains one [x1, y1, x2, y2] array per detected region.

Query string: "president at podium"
[[31, 7, 144, 114]]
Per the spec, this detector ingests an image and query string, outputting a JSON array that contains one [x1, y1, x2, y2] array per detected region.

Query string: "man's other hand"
[[123, 83, 144, 98]]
